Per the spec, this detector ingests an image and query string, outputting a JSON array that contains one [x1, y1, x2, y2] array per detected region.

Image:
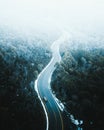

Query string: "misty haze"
[[0, 0, 104, 130]]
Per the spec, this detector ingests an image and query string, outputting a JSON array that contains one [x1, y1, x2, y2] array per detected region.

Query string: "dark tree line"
[[0, 30, 52, 130]]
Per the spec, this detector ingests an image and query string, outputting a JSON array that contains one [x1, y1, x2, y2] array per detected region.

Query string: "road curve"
[[35, 33, 69, 130]]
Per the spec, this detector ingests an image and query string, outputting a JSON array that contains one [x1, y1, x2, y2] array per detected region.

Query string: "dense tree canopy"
[[51, 48, 104, 130], [0, 30, 52, 130]]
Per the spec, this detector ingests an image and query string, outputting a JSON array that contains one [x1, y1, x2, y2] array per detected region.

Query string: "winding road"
[[35, 32, 69, 130]]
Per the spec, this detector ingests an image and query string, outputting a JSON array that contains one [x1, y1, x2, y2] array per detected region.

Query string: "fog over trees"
[[0, 0, 104, 130]]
